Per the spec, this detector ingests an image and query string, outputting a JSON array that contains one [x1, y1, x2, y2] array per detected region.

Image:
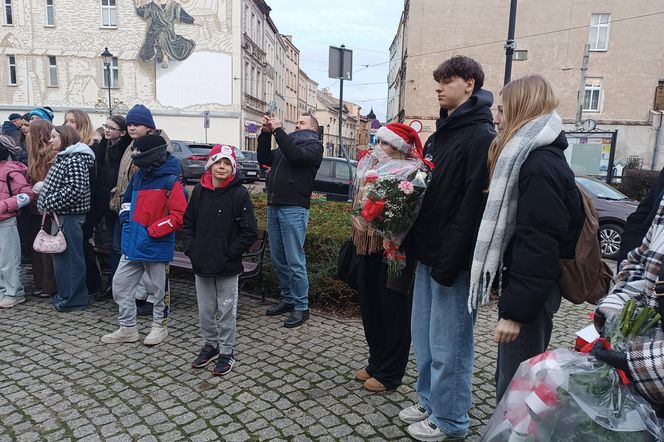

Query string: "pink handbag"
[[33, 212, 67, 254]]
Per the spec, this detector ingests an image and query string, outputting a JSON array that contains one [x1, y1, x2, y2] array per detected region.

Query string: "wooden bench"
[[95, 230, 269, 300]]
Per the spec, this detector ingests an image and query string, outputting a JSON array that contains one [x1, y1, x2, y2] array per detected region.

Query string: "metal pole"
[[503, 0, 518, 85], [575, 44, 590, 129], [106, 64, 112, 117], [338, 45, 354, 200], [606, 130, 618, 184]]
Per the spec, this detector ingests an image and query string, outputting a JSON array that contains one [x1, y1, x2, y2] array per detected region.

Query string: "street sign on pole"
[[203, 111, 210, 143], [329, 46, 353, 81]]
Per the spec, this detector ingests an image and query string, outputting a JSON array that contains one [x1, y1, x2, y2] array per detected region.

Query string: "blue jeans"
[[267, 206, 309, 310], [51, 214, 89, 311], [411, 263, 476, 438]]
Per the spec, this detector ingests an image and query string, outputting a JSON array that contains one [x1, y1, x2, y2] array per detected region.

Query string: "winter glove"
[[16, 193, 30, 209], [591, 341, 630, 373], [32, 181, 44, 194]]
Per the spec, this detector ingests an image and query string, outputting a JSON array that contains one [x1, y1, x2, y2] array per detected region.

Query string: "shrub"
[[246, 193, 359, 316], [617, 168, 659, 201]]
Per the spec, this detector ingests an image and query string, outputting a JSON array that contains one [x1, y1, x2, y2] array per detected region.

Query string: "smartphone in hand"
[[266, 101, 276, 117]]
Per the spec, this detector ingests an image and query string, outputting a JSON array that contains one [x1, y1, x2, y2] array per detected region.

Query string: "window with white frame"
[[4, 0, 12, 25], [103, 56, 119, 88], [589, 13, 610, 51], [101, 0, 117, 28], [7, 54, 16, 85], [48, 56, 58, 86], [583, 78, 602, 112], [45, 0, 54, 26]]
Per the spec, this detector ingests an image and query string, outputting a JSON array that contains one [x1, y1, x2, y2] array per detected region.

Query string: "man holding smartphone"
[[257, 113, 323, 328]]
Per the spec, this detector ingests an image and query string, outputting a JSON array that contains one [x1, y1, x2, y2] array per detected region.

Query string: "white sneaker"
[[399, 403, 431, 423], [143, 325, 168, 346], [407, 417, 458, 441], [0, 297, 25, 308], [101, 326, 140, 344]]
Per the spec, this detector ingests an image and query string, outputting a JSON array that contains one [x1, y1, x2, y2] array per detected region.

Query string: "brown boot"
[[355, 368, 370, 382], [364, 377, 386, 392]]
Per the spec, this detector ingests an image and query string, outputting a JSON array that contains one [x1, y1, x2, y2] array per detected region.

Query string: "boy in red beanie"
[[183, 144, 257, 375]]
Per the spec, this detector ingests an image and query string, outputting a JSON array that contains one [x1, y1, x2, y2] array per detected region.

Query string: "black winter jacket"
[[182, 173, 258, 277], [616, 167, 664, 264], [257, 128, 323, 209], [408, 89, 496, 286], [499, 132, 584, 323]]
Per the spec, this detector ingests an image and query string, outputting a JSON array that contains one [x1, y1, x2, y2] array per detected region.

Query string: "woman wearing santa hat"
[[351, 122, 426, 393]]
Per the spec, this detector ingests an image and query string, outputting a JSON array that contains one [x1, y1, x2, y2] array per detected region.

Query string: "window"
[[589, 13, 610, 51], [101, 0, 117, 28], [3, 0, 12, 25], [47, 56, 57, 86], [103, 57, 119, 88], [7, 54, 16, 85], [45, 0, 54, 26], [583, 78, 602, 112]]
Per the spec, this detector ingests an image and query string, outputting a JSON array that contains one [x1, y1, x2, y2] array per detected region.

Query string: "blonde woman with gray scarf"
[[468, 75, 584, 402]]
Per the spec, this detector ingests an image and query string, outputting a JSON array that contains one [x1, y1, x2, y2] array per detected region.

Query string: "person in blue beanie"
[[29, 107, 54, 123]]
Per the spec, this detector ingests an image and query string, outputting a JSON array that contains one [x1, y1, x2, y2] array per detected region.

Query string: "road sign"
[[203, 111, 210, 129], [328, 46, 353, 81]]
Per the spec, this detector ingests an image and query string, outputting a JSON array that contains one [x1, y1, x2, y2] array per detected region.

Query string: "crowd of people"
[[2, 53, 664, 441]]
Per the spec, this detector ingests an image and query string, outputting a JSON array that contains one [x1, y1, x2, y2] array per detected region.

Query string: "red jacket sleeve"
[[147, 181, 187, 238]]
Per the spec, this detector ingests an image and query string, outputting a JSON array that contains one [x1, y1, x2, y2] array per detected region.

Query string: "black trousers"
[[495, 283, 562, 403], [83, 220, 102, 294], [357, 252, 412, 389]]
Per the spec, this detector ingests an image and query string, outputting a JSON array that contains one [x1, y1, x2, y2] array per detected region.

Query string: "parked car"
[[575, 176, 639, 260], [241, 150, 267, 180], [312, 156, 357, 201], [171, 140, 261, 183]]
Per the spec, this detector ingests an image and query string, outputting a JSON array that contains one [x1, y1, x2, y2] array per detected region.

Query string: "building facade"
[[298, 69, 318, 117], [1, 0, 242, 144], [389, 0, 664, 172], [315, 89, 360, 159], [281, 34, 299, 132]]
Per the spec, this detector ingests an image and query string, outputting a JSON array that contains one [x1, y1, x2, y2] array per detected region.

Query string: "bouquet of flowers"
[[352, 150, 431, 275], [483, 303, 664, 442]]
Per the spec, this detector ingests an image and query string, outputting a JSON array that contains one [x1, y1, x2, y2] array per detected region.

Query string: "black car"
[[575, 176, 639, 260], [171, 140, 261, 183], [312, 157, 357, 201], [241, 150, 267, 180]]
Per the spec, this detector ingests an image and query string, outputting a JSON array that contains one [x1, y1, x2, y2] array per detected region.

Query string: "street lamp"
[[101, 47, 113, 116]]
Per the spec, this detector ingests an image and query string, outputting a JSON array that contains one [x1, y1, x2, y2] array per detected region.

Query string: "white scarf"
[[468, 111, 563, 313]]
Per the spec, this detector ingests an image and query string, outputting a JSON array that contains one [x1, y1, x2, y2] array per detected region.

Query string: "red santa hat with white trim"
[[205, 144, 237, 175], [375, 122, 423, 155]]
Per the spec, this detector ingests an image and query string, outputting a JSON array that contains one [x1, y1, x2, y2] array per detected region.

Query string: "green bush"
[[246, 193, 359, 316], [617, 168, 659, 201]]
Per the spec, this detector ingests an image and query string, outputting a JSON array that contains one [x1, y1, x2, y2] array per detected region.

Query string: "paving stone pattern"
[[0, 270, 593, 441]]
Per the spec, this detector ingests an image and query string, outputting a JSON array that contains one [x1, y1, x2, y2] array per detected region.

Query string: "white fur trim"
[[376, 126, 412, 153]]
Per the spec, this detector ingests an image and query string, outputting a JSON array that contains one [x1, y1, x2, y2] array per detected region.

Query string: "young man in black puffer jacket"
[[257, 113, 323, 328]]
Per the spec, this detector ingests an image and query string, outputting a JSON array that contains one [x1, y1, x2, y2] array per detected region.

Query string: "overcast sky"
[[269, 0, 404, 122]]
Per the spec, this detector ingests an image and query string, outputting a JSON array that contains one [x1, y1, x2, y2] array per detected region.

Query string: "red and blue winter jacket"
[[120, 155, 186, 262]]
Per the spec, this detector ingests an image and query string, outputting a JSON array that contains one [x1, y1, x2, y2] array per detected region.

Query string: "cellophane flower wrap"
[[483, 304, 664, 442], [351, 148, 431, 275]]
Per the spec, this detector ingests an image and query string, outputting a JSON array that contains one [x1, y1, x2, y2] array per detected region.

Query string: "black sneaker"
[[212, 353, 235, 376], [191, 344, 220, 368], [136, 301, 153, 317]]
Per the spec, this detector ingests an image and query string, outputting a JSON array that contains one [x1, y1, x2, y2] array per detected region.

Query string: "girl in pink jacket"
[[0, 136, 33, 308]]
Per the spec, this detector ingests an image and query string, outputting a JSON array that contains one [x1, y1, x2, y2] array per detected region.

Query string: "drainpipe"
[[652, 111, 664, 170]]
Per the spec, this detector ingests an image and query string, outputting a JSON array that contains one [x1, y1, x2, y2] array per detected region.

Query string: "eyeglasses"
[[102, 124, 121, 132]]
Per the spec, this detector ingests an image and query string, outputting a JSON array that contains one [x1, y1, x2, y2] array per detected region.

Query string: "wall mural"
[[134, 0, 198, 68]]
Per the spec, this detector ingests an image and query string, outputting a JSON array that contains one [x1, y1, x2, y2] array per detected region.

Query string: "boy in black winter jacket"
[[183, 144, 258, 376]]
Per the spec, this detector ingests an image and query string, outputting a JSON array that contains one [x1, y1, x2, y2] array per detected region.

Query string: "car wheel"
[[598, 223, 623, 260]]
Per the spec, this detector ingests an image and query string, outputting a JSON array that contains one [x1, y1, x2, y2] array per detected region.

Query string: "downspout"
[[652, 111, 664, 170]]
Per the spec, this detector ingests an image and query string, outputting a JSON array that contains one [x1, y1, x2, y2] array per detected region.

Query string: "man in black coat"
[[616, 168, 664, 265], [400, 56, 496, 441], [257, 114, 323, 328]]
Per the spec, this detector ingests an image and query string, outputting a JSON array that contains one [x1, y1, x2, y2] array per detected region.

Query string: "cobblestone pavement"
[[0, 270, 594, 441]]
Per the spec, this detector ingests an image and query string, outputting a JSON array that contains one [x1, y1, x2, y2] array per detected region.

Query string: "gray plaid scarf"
[[468, 111, 563, 313]]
